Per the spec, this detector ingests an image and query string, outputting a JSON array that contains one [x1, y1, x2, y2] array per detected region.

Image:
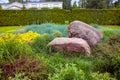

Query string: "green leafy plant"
[[48, 63, 85, 80], [92, 33, 120, 57], [31, 34, 55, 53], [111, 52, 120, 80], [65, 20, 69, 24], [102, 30, 116, 42], [28, 7, 38, 10], [8, 73, 30, 80], [41, 7, 50, 10], [21, 5, 26, 10], [52, 30, 62, 37], [25, 23, 68, 37], [91, 72, 116, 80], [0, 36, 32, 62]]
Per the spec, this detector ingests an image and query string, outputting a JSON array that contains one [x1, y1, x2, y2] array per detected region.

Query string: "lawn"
[[102, 25, 120, 29], [0, 26, 25, 33]]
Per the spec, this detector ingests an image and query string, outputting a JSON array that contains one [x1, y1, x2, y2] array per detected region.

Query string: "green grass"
[[102, 25, 120, 29], [0, 26, 25, 33]]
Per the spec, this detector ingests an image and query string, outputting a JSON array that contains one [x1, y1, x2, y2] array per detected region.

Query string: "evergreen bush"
[[0, 10, 120, 26]]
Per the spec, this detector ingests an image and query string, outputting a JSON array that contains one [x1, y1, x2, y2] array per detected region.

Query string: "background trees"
[[7, 0, 120, 9], [78, 0, 114, 9]]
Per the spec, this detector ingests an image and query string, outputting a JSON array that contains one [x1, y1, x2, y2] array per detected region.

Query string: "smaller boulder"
[[49, 37, 91, 56]]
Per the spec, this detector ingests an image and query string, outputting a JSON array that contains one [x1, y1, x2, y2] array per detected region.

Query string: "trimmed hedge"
[[0, 9, 120, 26]]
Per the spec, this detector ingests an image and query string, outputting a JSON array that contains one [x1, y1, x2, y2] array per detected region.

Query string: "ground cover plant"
[[0, 23, 120, 80], [25, 23, 68, 37]]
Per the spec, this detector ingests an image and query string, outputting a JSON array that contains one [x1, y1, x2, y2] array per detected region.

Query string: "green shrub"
[[28, 7, 38, 10], [21, 5, 26, 10], [102, 30, 116, 42], [65, 20, 69, 24], [48, 63, 85, 80], [52, 7, 61, 10], [111, 52, 120, 80], [92, 57, 110, 72], [107, 33, 120, 47], [92, 32, 120, 56], [72, 9, 120, 25], [52, 30, 62, 37], [91, 43, 112, 56], [0, 10, 120, 26], [91, 72, 116, 80], [41, 7, 50, 10], [31, 34, 55, 53]]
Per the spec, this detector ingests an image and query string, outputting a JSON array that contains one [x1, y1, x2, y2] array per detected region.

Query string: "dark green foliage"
[[52, 7, 62, 10], [62, 0, 71, 10], [36, 52, 116, 80], [52, 30, 62, 37], [72, 1, 78, 9], [108, 33, 120, 47], [0, 6, 2, 10], [71, 9, 120, 25], [0, 10, 120, 26], [95, 26, 120, 42], [92, 33, 120, 57], [102, 30, 116, 42], [111, 53, 120, 80], [41, 7, 50, 10], [31, 34, 55, 53], [114, 1, 120, 9], [91, 33, 120, 80], [21, 5, 26, 10]]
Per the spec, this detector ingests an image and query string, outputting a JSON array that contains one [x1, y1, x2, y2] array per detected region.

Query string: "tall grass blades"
[[0, 36, 32, 62]]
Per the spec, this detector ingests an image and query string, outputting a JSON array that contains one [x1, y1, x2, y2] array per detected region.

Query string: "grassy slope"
[[0, 26, 25, 33]]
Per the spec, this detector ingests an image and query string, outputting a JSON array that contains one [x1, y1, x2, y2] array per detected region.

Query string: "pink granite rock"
[[68, 20, 102, 46], [49, 37, 91, 56]]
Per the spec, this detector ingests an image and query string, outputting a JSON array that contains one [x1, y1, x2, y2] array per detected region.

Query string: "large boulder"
[[68, 20, 102, 46], [48, 37, 91, 56]]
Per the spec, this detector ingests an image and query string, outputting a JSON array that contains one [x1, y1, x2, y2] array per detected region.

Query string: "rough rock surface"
[[68, 20, 102, 45], [49, 37, 91, 55]]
